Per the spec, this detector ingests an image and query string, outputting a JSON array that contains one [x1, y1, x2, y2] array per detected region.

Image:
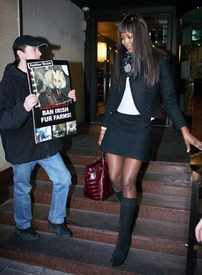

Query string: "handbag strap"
[[94, 150, 106, 163]]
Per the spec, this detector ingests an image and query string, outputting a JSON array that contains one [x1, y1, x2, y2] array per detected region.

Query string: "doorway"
[[85, 8, 177, 124], [95, 16, 173, 125], [96, 18, 169, 124]]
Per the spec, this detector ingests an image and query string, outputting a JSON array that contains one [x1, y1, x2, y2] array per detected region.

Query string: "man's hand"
[[68, 89, 76, 102], [24, 94, 38, 112]]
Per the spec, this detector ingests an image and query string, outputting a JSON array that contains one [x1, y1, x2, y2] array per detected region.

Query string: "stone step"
[[63, 154, 192, 176], [31, 163, 192, 198], [1, 224, 202, 275], [0, 200, 195, 257], [8, 181, 190, 223], [1, 155, 198, 274]]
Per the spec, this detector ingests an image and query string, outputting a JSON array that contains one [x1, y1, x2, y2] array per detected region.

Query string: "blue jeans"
[[12, 152, 71, 229]]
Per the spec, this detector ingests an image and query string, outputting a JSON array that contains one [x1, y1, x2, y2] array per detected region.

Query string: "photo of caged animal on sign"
[[30, 65, 71, 107]]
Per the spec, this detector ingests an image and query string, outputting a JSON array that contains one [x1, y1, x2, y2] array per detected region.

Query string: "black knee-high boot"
[[110, 196, 137, 267], [115, 191, 122, 202]]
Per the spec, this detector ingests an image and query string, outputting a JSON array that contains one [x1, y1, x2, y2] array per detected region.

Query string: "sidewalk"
[[0, 257, 73, 275]]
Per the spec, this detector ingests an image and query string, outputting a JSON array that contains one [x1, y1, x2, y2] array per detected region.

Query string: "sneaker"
[[15, 226, 40, 241], [48, 220, 72, 238]]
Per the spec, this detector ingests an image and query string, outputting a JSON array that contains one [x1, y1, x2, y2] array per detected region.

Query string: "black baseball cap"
[[12, 35, 48, 51]]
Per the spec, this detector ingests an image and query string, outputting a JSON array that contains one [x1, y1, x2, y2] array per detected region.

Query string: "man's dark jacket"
[[0, 63, 62, 164], [102, 52, 186, 131]]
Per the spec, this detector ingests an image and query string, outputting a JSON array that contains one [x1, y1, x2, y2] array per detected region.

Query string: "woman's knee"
[[123, 177, 136, 192], [110, 171, 122, 186]]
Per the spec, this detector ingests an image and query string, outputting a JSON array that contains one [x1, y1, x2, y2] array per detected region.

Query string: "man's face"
[[22, 45, 42, 60]]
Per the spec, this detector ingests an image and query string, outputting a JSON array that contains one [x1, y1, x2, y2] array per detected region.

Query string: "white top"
[[117, 77, 140, 115], [101, 77, 154, 131]]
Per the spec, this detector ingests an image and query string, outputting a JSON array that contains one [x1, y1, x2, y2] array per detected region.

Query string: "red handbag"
[[83, 151, 113, 201]]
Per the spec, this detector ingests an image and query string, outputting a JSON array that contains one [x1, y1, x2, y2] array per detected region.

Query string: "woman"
[[98, 13, 202, 267]]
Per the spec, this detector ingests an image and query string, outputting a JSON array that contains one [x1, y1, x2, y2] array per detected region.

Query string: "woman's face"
[[121, 32, 133, 53]]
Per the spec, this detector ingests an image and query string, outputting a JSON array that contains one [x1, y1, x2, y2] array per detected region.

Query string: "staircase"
[[0, 153, 202, 275]]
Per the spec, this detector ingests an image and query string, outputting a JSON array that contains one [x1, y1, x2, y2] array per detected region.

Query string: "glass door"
[[179, 8, 202, 127], [96, 22, 117, 116]]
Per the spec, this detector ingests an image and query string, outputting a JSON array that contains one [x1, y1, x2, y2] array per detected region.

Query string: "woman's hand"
[[98, 130, 106, 146], [181, 126, 202, 152], [68, 89, 76, 102]]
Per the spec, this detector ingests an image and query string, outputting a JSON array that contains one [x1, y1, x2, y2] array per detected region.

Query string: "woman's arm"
[[98, 126, 106, 145]]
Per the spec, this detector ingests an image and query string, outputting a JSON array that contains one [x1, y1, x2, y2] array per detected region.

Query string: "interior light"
[[97, 42, 107, 62]]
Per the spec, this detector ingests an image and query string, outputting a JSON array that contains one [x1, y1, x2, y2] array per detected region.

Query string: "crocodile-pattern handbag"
[[83, 151, 113, 201]]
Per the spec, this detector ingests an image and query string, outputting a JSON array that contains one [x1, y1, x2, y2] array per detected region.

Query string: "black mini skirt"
[[99, 112, 153, 162]]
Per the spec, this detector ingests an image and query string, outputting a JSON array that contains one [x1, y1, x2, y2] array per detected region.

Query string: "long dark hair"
[[115, 13, 160, 88]]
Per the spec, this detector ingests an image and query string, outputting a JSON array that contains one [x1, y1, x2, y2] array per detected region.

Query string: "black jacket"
[[102, 53, 186, 131], [0, 63, 62, 164]]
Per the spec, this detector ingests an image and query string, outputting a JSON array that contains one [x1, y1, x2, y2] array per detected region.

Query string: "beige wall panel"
[[22, 0, 34, 13], [22, 12, 49, 37], [0, 12, 18, 35], [47, 26, 71, 60], [70, 34, 85, 124], [61, 0, 83, 39], [34, 0, 60, 26], [0, 34, 15, 75], [0, 0, 18, 17]]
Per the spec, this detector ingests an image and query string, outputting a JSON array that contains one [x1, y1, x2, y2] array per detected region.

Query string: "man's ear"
[[16, 49, 24, 60]]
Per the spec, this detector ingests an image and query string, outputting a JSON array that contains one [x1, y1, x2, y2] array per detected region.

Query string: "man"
[[0, 35, 76, 241]]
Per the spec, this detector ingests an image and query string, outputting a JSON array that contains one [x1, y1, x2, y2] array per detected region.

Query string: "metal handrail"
[[190, 79, 202, 173], [186, 79, 202, 274]]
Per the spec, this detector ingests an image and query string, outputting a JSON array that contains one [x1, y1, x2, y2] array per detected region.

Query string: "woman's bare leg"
[[107, 154, 142, 197], [122, 157, 142, 198], [106, 153, 124, 193]]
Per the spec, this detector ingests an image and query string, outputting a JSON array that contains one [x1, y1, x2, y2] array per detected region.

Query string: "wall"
[[0, 0, 85, 171], [22, 0, 85, 125], [0, 0, 20, 171]]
